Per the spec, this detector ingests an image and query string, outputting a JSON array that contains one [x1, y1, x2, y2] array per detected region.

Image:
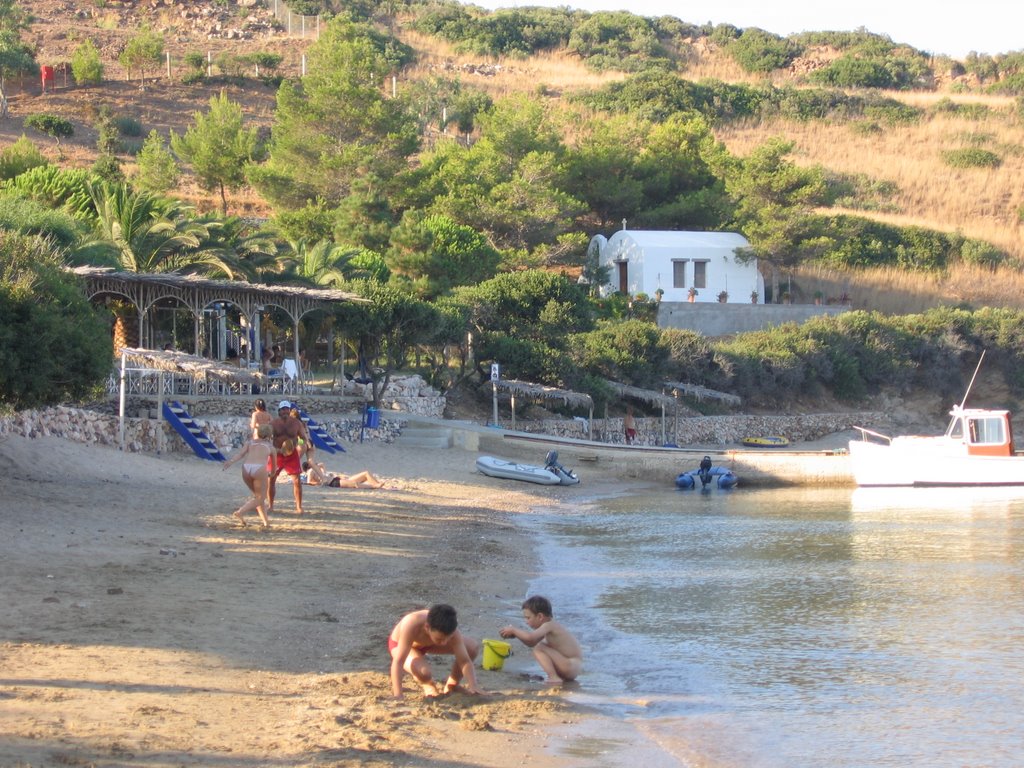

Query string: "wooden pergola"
[[663, 380, 742, 407], [601, 379, 678, 445], [73, 267, 365, 374], [116, 347, 265, 453], [492, 378, 594, 440]]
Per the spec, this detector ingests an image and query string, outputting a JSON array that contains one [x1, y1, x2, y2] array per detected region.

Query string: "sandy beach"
[[0, 434, 642, 768]]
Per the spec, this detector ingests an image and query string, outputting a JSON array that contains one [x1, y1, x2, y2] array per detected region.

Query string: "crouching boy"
[[389, 604, 483, 699], [500, 595, 582, 683]]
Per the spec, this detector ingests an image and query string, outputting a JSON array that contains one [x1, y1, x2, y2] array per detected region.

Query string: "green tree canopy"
[[715, 138, 831, 301], [250, 17, 419, 210], [0, 0, 36, 118], [70, 38, 104, 86], [385, 211, 501, 298], [119, 26, 164, 84], [135, 130, 180, 194], [171, 91, 258, 214], [0, 231, 112, 408], [334, 278, 442, 406]]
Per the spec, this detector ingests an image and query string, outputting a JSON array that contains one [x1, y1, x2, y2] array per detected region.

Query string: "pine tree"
[[135, 130, 180, 194], [171, 90, 257, 215]]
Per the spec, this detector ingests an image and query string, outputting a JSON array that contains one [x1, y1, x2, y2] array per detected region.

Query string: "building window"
[[672, 260, 687, 288], [693, 260, 708, 289]]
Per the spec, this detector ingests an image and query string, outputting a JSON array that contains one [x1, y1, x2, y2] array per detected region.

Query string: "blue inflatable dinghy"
[[675, 456, 738, 489]]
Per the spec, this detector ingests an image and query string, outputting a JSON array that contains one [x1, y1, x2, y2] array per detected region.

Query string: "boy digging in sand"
[[500, 595, 582, 683], [389, 604, 484, 699]]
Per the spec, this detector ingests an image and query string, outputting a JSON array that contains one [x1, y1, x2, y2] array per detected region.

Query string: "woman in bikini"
[[250, 399, 272, 439], [222, 423, 277, 528], [302, 459, 385, 489]]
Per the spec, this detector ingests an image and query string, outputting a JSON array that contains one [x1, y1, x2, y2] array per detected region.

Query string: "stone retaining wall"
[[0, 406, 403, 455], [1, 406, 879, 456], [517, 412, 880, 446]]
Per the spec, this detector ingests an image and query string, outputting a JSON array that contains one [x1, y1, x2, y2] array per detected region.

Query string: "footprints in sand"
[[301, 671, 573, 757]]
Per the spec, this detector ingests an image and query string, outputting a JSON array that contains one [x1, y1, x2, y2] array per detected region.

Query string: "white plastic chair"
[[282, 358, 300, 393]]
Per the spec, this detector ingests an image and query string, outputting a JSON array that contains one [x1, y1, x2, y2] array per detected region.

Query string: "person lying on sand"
[[302, 460, 385, 488], [500, 595, 582, 684], [389, 604, 483, 700]]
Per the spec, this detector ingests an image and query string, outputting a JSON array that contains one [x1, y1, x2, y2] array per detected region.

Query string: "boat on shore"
[[542, 450, 580, 485], [741, 435, 790, 448], [476, 455, 562, 485], [676, 456, 738, 489]]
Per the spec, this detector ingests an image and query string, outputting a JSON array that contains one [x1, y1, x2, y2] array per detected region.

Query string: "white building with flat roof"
[[590, 230, 763, 304]]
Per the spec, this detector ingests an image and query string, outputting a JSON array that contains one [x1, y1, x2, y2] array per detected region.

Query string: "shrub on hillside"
[[697, 308, 1024, 407], [0, 195, 84, 249], [134, 130, 179, 194], [986, 72, 1024, 96], [812, 215, 961, 271], [566, 11, 674, 72], [930, 97, 991, 119], [728, 28, 802, 74], [24, 114, 74, 146], [412, 5, 571, 57], [808, 49, 930, 91], [114, 115, 144, 137], [0, 135, 47, 181], [0, 232, 113, 409], [941, 147, 1002, 169], [71, 39, 104, 86], [960, 239, 1009, 267], [2, 165, 95, 220]]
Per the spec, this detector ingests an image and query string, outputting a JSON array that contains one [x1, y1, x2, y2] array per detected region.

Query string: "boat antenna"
[[959, 350, 986, 409]]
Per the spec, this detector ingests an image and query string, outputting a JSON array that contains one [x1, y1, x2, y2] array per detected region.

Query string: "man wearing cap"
[[269, 400, 304, 515]]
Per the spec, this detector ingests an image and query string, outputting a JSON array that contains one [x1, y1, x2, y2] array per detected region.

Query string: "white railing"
[[270, 0, 320, 39]]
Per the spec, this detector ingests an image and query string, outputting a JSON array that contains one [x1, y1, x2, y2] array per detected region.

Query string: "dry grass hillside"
[[3, 1, 1022, 309]]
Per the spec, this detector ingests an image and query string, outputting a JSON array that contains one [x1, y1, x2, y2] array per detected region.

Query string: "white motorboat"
[[849, 404, 1024, 487], [476, 456, 561, 485]]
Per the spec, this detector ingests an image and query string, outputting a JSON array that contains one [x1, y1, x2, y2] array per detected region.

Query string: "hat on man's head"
[[278, 400, 293, 410]]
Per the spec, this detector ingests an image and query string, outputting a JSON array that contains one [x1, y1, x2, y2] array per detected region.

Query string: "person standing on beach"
[[500, 595, 582, 684], [269, 400, 304, 516], [222, 423, 276, 529], [624, 406, 637, 444], [389, 604, 483, 699], [250, 399, 272, 439]]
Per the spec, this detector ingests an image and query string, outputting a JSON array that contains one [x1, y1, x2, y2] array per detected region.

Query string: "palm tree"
[[282, 238, 361, 288], [80, 182, 245, 353], [195, 214, 281, 281], [82, 182, 241, 275]]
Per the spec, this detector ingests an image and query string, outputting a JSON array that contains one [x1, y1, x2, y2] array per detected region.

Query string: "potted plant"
[[655, 288, 664, 303], [687, 287, 698, 303], [717, 290, 728, 303], [813, 290, 824, 306], [750, 290, 759, 304]]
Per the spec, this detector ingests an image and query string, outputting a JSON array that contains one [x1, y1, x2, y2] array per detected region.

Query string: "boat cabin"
[[946, 405, 1016, 456]]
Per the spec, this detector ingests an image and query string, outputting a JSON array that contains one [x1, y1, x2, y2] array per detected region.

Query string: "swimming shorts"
[[271, 448, 302, 477], [388, 636, 445, 655]]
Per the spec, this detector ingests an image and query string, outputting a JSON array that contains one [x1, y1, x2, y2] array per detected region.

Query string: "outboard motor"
[[544, 450, 577, 482], [698, 455, 713, 488]]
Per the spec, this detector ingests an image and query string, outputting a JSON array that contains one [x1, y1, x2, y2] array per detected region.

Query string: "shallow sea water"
[[521, 485, 1024, 767]]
